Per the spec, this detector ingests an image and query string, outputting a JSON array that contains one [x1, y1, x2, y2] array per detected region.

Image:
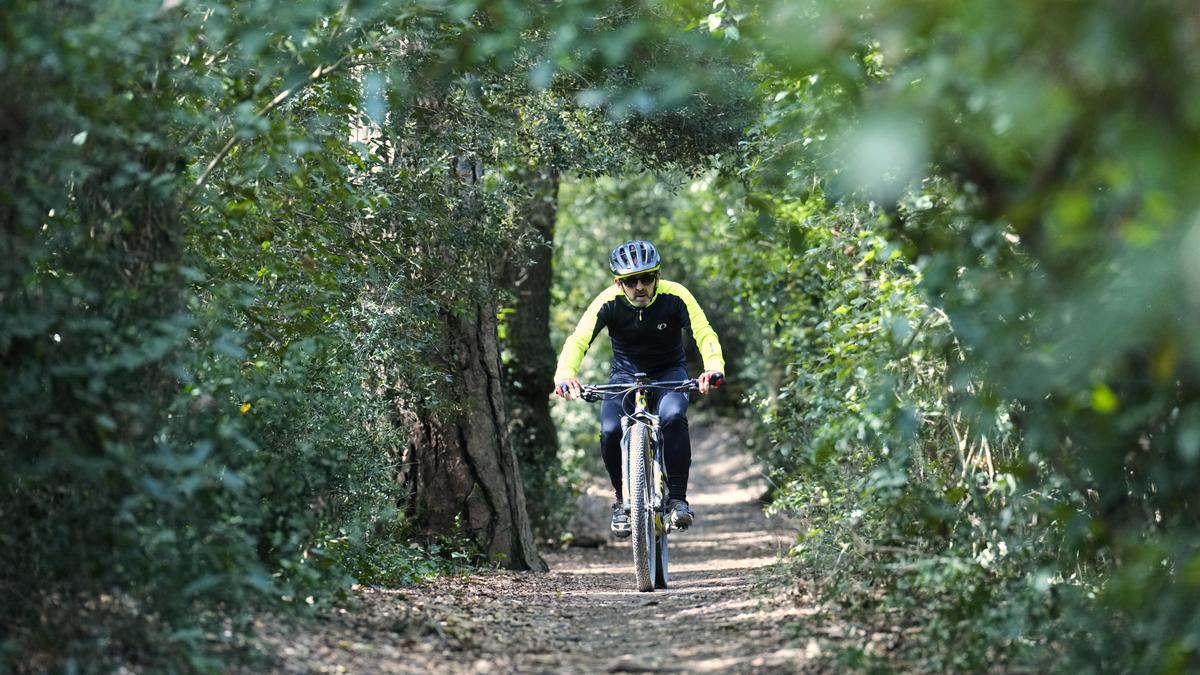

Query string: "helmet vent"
[[609, 239, 661, 276]]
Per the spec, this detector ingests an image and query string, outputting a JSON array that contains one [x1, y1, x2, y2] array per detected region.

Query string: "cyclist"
[[552, 239, 725, 537]]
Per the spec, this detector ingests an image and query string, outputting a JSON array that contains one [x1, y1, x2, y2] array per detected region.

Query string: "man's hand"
[[697, 371, 724, 394], [554, 378, 582, 400]]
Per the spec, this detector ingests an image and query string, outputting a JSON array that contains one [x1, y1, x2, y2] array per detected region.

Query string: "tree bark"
[[400, 303, 547, 570], [502, 169, 561, 532], [396, 155, 546, 571]]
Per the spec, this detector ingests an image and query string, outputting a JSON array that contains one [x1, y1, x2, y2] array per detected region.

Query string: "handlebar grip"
[[710, 373, 725, 388]]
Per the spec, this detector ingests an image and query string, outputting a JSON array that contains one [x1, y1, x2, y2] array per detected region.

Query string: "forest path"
[[257, 423, 815, 673]]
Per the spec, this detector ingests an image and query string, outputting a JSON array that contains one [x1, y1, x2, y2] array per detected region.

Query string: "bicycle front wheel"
[[629, 422, 655, 592]]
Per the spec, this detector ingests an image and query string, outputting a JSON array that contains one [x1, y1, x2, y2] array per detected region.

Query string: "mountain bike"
[[580, 372, 724, 592]]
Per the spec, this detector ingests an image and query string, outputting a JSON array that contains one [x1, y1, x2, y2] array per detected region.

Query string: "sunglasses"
[[619, 272, 658, 288]]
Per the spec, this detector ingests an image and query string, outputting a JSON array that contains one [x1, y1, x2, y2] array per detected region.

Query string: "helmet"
[[609, 240, 661, 277]]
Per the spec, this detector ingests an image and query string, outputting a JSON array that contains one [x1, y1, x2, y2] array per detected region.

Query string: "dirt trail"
[[258, 424, 815, 673]]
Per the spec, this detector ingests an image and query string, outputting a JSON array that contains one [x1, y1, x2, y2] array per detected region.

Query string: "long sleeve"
[[553, 286, 619, 382], [665, 281, 725, 373]]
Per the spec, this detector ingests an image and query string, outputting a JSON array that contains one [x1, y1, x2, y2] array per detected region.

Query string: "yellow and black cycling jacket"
[[553, 280, 725, 382]]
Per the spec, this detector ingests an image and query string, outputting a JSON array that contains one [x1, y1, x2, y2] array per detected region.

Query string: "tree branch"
[[191, 57, 350, 192]]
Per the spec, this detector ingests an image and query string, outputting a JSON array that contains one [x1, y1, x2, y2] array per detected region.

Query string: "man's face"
[[616, 271, 659, 307]]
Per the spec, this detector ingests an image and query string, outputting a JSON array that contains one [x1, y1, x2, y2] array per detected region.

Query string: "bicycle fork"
[[620, 414, 669, 532]]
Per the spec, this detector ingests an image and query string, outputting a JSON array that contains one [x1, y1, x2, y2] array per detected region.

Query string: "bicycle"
[[579, 372, 724, 592]]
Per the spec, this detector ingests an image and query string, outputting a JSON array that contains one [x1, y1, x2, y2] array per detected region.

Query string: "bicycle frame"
[[581, 374, 699, 591], [620, 386, 663, 526]]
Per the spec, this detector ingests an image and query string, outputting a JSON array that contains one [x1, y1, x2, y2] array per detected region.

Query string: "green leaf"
[[1091, 384, 1118, 414]]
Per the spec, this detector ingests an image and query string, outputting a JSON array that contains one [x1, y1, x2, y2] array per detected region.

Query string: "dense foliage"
[[1, 0, 753, 669], [1, 1, 506, 668], [551, 1, 1200, 670], [7, 0, 1200, 671], [720, 0, 1200, 670]]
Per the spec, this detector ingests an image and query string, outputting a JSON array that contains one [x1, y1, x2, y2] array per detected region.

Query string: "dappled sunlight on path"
[[252, 422, 814, 673]]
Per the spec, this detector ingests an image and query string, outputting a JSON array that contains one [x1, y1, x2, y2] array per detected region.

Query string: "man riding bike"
[[553, 239, 725, 537]]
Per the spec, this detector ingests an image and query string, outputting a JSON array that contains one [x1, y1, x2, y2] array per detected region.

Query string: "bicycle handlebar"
[[577, 373, 724, 402]]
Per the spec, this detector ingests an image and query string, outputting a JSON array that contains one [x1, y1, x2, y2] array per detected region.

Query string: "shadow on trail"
[[251, 422, 812, 674], [527, 422, 806, 672]]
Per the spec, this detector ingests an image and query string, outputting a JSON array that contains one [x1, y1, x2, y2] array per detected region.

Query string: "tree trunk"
[[400, 303, 546, 570], [502, 169, 562, 533], [397, 155, 546, 571]]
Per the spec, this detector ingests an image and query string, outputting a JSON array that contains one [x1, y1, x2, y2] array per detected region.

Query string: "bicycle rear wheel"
[[654, 523, 669, 589], [654, 456, 670, 589], [629, 422, 655, 592]]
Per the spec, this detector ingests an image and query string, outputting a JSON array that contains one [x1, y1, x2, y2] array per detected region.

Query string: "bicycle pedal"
[[670, 512, 694, 530]]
